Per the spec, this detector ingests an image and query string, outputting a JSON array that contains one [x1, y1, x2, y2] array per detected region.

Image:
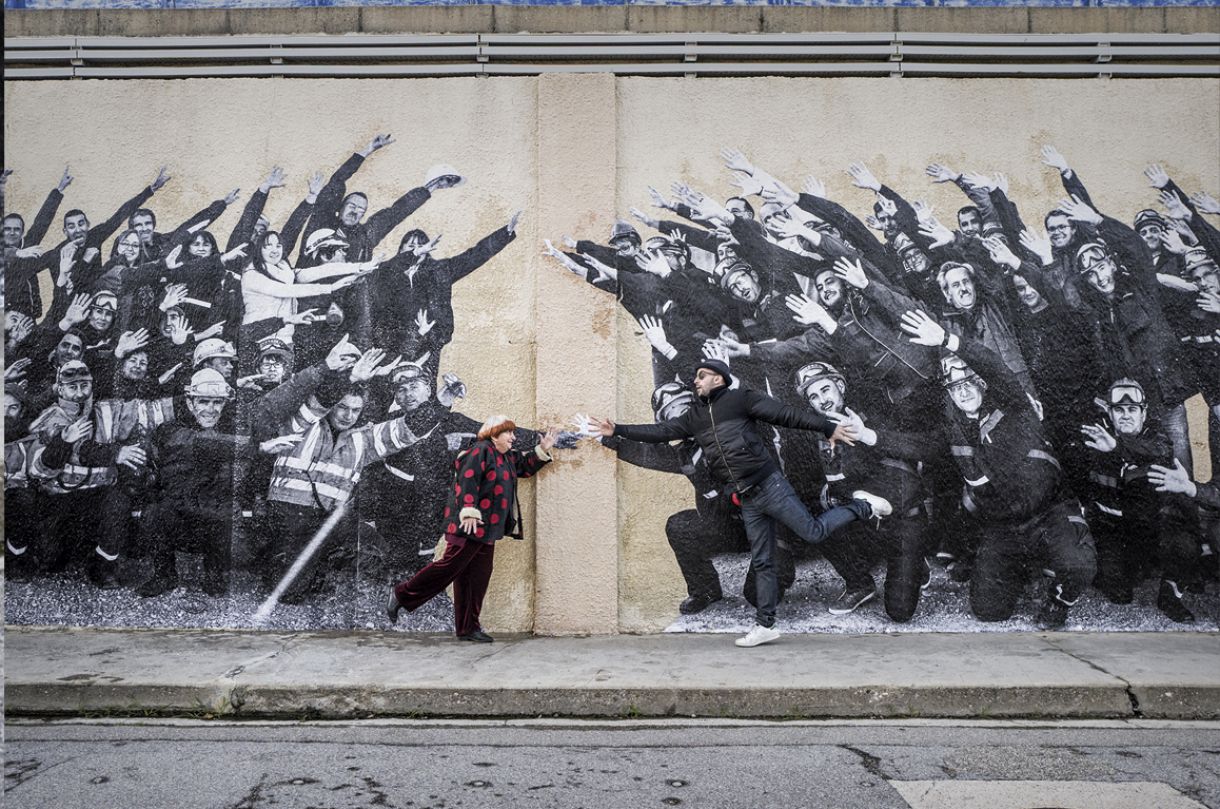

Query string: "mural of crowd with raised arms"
[[2, 134, 551, 629], [548, 145, 1220, 631]]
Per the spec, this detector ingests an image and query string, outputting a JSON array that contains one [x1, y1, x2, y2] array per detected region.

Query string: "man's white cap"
[[193, 337, 237, 368], [424, 163, 465, 189], [185, 368, 233, 399]]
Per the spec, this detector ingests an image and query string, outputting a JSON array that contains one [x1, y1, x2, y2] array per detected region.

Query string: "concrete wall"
[[6, 5, 1218, 36], [5, 74, 1219, 634]]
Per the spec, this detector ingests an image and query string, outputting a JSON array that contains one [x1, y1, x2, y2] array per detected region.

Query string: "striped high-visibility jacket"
[[255, 363, 423, 512], [5, 435, 36, 490], [27, 396, 176, 495]]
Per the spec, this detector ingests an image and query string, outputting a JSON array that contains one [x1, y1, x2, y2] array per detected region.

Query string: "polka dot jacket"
[[444, 439, 552, 543]]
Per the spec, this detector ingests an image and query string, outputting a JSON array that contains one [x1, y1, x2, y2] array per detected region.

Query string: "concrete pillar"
[[532, 73, 621, 635]]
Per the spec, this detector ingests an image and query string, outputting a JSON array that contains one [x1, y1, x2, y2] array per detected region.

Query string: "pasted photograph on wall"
[[553, 77, 1220, 634], [3, 78, 552, 634], [4, 76, 1219, 636]]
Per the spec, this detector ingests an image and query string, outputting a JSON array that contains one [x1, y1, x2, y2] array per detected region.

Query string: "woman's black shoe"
[[386, 590, 403, 624], [459, 630, 494, 643]]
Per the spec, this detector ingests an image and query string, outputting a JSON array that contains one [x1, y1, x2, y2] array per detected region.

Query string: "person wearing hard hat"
[[23, 361, 121, 586], [193, 337, 237, 379], [791, 360, 934, 622], [136, 367, 240, 598], [1080, 378, 1200, 623], [1071, 234, 1199, 472], [252, 336, 428, 604], [899, 309, 1096, 629]]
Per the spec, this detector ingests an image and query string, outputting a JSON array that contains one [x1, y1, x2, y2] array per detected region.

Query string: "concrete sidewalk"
[[5, 627, 1219, 720]]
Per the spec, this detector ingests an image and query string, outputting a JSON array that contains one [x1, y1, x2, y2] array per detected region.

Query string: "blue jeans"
[[739, 471, 867, 628]]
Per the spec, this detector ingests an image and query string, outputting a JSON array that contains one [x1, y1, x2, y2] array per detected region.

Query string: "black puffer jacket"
[[613, 386, 836, 495]]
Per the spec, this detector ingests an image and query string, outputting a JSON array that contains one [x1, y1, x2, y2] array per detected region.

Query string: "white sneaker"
[[852, 490, 892, 518], [734, 624, 781, 647]]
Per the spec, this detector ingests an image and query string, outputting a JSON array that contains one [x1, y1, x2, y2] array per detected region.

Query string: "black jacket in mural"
[[601, 434, 740, 523], [613, 385, 837, 496], [371, 226, 516, 359], [945, 335, 1064, 524], [302, 152, 432, 265]]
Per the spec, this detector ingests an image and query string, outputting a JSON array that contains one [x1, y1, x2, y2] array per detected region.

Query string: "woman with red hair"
[[387, 414, 558, 642]]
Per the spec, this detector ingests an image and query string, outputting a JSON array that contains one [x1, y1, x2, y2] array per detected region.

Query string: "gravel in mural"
[[547, 146, 1220, 632], [2, 134, 555, 633]]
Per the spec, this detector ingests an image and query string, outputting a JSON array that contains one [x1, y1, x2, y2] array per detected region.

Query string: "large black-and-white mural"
[[550, 146, 1220, 631], [4, 82, 1219, 635], [2, 132, 555, 632]]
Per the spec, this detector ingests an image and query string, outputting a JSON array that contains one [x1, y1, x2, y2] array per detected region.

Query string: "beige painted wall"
[[6, 75, 1219, 634]]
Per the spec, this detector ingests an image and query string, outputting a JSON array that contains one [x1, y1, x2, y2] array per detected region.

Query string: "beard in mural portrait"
[[550, 145, 1219, 634]]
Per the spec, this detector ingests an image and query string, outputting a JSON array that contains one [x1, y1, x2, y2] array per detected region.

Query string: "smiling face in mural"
[[187, 395, 227, 430], [1046, 213, 1075, 249], [814, 270, 844, 310], [804, 378, 845, 415], [941, 266, 976, 311], [188, 233, 215, 258], [1082, 254, 1117, 295], [130, 212, 156, 245], [948, 377, 984, 416], [260, 233, 284, 266], [957, 208, 981, 237], [120, 351, 149, 381], [116, 231, 142, 263], [3, 214, 24, 247]]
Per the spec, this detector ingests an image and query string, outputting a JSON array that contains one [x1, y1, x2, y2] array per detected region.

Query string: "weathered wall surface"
[[5, 74, 1219, 635]]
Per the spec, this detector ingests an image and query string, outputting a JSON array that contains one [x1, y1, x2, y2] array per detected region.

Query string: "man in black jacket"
[[599, 380, 795, 616], [592, 357, 888, 648]]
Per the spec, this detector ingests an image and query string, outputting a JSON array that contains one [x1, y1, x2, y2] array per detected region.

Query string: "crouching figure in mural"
[[590, 356, 890, 648], [387, 416, 559, 643], [898, 309, 1097, 629]]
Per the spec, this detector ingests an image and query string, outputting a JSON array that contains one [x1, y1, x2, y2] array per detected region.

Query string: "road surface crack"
[[1041, 636, 1143, 718]]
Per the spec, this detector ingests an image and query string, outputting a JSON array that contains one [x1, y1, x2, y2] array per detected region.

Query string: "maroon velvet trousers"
[[393, 535, 496, 636]]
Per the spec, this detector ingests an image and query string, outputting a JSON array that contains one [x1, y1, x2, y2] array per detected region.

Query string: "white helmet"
[[424, 163, 465, 189], [184, 368, 233, 399], [193, 338, 237, 368], [304, 228, 349, 258]]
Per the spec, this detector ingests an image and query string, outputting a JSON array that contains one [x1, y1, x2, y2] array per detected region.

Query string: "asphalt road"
[[5, 718, 1220, 809]]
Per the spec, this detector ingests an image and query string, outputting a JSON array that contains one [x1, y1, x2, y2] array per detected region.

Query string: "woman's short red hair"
[[477, 415, 517, 441]]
